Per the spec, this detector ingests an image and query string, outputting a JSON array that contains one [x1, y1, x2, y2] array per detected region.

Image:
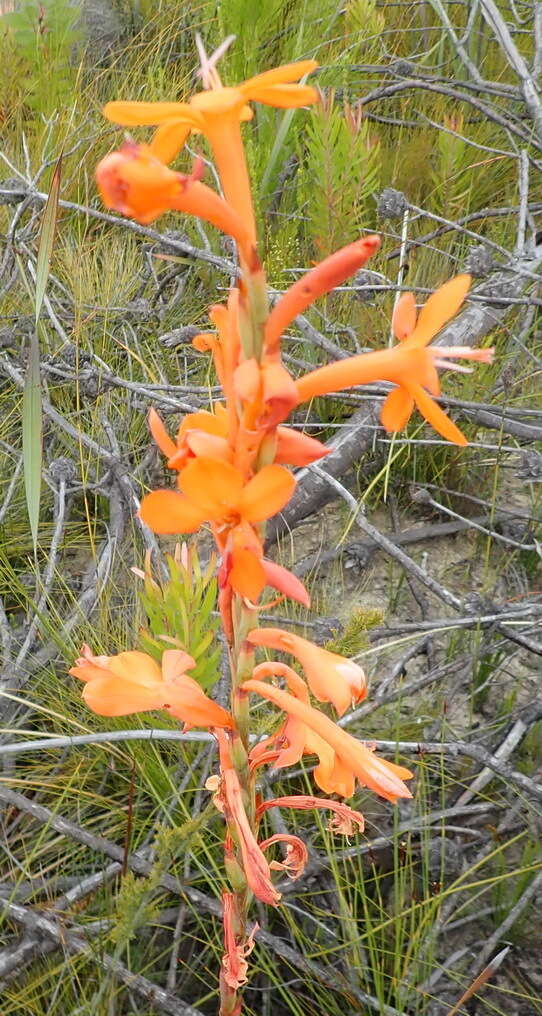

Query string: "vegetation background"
[[0, 1, 541, 1014]]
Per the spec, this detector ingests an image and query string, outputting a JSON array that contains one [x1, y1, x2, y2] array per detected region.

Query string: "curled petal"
[[257, 795, 365, 837], [260, 833, 309, 880]]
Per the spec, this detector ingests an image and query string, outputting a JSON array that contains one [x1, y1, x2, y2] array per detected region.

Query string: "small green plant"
[[2, 0, 81, 114]]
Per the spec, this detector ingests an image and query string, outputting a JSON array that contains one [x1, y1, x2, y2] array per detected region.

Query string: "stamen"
[[433, 359, 473, 374], [435, 345, 494, 363], [195, 33, 236, 90]]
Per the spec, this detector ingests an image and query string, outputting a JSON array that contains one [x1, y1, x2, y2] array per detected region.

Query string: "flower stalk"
[[72, 39, 495, 1014]]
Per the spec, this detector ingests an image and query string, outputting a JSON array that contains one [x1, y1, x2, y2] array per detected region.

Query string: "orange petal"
[[380, 387, 414, 432], [234, 358, 261, 402], [411, 385, 468, 445], [160, 648, 196, 682], [185, 431, 232, 462], [392, 292, 417, 340], [149, 408, 177, 459], [245, 84, 319, 108], [240, 465, 295, 523], [179, 458, 244, 518], [230, 548, 267, 601], [69, 663, 112, 683], [164, 679, 233, 728], [103, 100, 201, 128], [82, 675, 167, 716], [178, 410, 229, 440], [242, 61, 319, 91], [261, 560, 310, 608], [406, 274, 471, 348], [275, 427, 329, 466], [148, 121, 192, 163], [139, 490, 207, 533], [107, 651, 163, 686]]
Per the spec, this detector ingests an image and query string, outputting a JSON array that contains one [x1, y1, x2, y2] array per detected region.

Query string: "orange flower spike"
[[247, 627, 366, 716], [296, 274, 494, 446], [70, 646, 232, 727], [242, 680, 413, 803], [104, 48, 318, 250], [265, 235, 381, 355], [216, 730, 281, 906], [96, 143, 253, 261]]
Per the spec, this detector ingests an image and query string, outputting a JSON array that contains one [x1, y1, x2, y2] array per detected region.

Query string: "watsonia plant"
[[68, 38, 493, 1015]]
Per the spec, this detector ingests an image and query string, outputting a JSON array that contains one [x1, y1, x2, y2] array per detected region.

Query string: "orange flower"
[[215, 730, 281, 906], [247, 627, 366, 716], [243, 678, 413, 802], [222, 524, 310, 606], [265, 236, 381, 355], [139, 456, 295, 535], [70, 645, 232, 727], [95, 143, 253, 262], [296, 274, 494, 445], [221, 891, 259, 991], [104, 54, 318, 247]]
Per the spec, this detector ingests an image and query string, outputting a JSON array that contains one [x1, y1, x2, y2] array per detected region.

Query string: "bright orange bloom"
[[104, 58, 318, 247], [243, 678, 413, 801], [221, 891, 258, 992], [247, 627, 366, 716], [221, 527, 310, 607], [139, 457, 295, 534], [265, 236, 381, 355], [95, 143, 253, 262], [215, 730, 281, 906], [296, 274, 494, 445], [70, 645, 232, 727]]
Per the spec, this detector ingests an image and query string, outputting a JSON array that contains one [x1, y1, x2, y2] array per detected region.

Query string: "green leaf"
[[35, 154, 62, 325], [22, 333, 42, 552]]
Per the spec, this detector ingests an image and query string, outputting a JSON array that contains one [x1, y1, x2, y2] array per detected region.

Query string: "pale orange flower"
[[296, 274, 494, 445], [70, 645, 232, 727], [247, 627, 366, 716], [104, 54, 318, 247], [243, 678, 413, 802]]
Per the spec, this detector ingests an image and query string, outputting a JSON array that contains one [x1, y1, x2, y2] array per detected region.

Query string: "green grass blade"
[[35, 154, 62, 324], [22, 332, 42, 553]]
